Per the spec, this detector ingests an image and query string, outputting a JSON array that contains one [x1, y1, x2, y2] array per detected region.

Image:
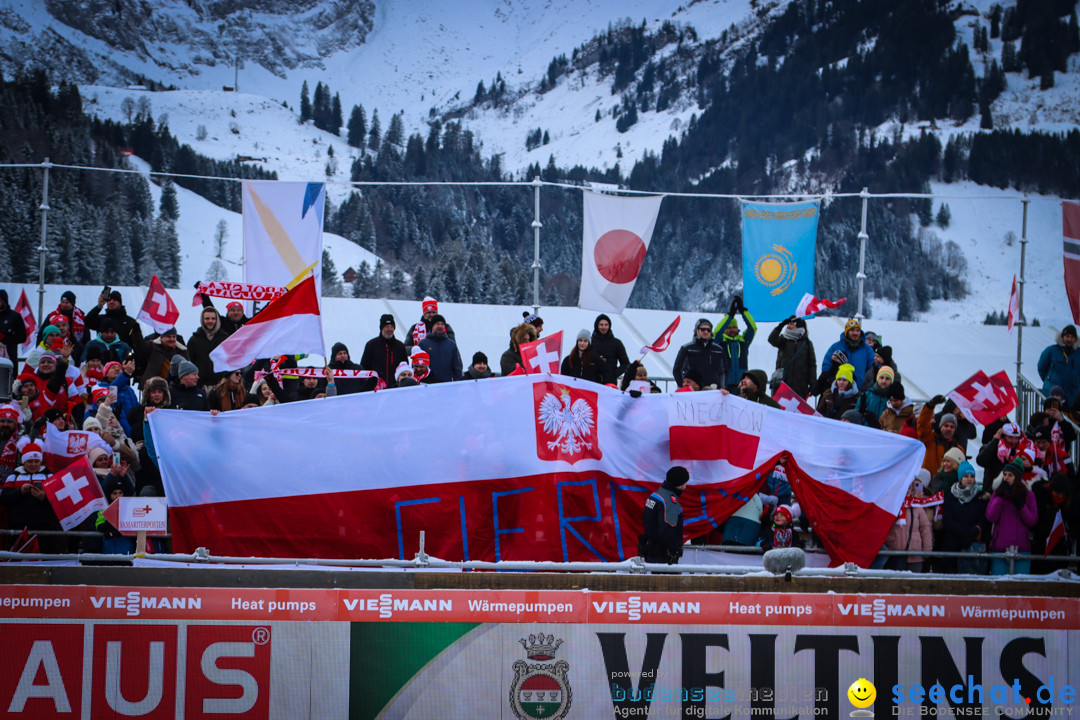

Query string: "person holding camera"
[[639, 466, 689, 565], [85, 288, 143, 351]]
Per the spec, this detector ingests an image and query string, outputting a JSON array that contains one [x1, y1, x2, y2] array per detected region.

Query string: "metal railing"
[[1017, 372, 1080, 462]]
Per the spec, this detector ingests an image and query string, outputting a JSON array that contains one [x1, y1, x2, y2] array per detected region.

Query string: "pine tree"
[[347, 104, 367, 148], [300, 81, 311, 123], [368, 110, 381, 150], [155, 218, 182, 287], [475, 80, 486, 103], [412, 265, 427, 299], [159, 178, 179, 221], [321, 250, 344, 297], [386, 112, 405, 148], [206, 259, 228, 281], [330, 93, 343, 135], [935, 203, 951, 228]]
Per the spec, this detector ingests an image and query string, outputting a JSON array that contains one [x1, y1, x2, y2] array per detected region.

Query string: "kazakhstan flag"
[[740, 200, 820, 321]]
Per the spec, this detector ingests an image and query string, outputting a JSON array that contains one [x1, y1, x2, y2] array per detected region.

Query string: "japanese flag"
[[137, 275, 180, 334], [519, 331, 563, 375], [43, 456, 108, 530], [579, 190, 664, 313]]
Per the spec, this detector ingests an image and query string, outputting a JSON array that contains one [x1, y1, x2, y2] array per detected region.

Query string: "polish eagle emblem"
[[537, 388, 595, 456]]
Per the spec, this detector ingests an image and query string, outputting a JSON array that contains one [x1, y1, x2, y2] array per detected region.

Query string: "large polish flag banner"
[[579, 190, 664, 313], [243, 181, 326, 306], [210, 274, 325, 371], [151, 376, 924, 567]]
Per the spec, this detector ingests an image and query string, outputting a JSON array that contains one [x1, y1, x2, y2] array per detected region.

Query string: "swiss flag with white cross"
[[947, 370, 1018, 425], [519, 330, 563, 375], [773, 382, 820, 416], [43, 456, 108, 530], [137, 274, 180, 333]]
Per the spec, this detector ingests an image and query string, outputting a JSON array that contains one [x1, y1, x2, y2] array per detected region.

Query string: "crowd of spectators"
[[0, 286, 1076, 572]]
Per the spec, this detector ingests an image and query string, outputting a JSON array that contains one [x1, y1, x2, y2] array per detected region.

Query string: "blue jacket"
[[715, 310, 756, 388], [419, 332, 463, 383], [821, 331, 875, 384], [1038, 333, 1079, 403], [86, 373, 138, 437]]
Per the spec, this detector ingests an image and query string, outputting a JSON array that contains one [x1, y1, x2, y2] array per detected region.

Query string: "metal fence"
[[1018, 372, 1080, 462]]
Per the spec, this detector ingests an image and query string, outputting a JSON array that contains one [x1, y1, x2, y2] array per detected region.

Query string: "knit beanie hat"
[[1003, 458, 1025, 479], [19, 442, 42, 463], [835, 363, 856, 384], [380, 313, 395, 329], [422, 297, 438, 315], [172, 354, 198, 379], [472, 352, 488, 366], [943, 447, 967, 467], [394, 362, 412, 381], [773, 505, 793, 524], [576, 329, 590, 342], [844, 317, 861, 332], [663, 465, 690, 489], [939, 412, 957, 428], [876, 366, 895, 382], [888, 382, 906, 400], [957, 461, 975, 480]]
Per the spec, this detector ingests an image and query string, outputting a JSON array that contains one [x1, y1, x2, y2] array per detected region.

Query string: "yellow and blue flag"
[[740, 201, 819, 321]]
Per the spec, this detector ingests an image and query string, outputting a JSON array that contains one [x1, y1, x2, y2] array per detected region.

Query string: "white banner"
[[242, 181, 325, 301]]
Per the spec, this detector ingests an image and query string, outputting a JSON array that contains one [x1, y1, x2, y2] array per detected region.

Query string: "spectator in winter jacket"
[[1038, 325, 1079, 404], [25, 324, 64, 371], [766, 315, 816, 398], [930, 446, 967, 495], [816, 364, 859, 419], [128, 376, 169, 494], [327, 342, 367, 394], [986, 458, 1038, 575], [463, 352, 494, 380], [857, 366, 895, 420], [361, 314, 408, 389], [85, 360, 139, 437], [884, 478, 934, 571], [55, 290, 88, 344], [817, 318, 875, 395], [879, 382, 913, 433], [731, 369, 782, 409], [168, 356, 210, 411], [0, 405, 21, 481], [976, 421, 1028, 491], [419, 315, 462, 383], [0, 442, 61, 551], [591, 314, 630, 383], [85, 290, 143, 350], [16, 353, 69, 421], [762, 504, 802, 550], [500, 323, 538, 376], [43, 312, 83, 369], [81, 318, 131, 366], [673, 318, 728, 389], [187, 307, 228, 387], [210, 370, 247, 412], [620, 361, 660, 394], [0, 289, 28, 366], [918, 396, 965, 474], [938, 461, 990, 574], [715, 296, 756, 391], [862, 345, 900, 390], [640, 466, 688, 565], [561, 330, 606, 384], [1031, 473, 1078, 570], [135, 327, 188, 389], [199, 295, 248, 336], [405, 297, 455, 350]]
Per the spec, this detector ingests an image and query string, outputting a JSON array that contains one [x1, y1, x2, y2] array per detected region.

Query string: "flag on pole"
[[742, 201, 820, 321], [579, 190, 664, 313], [947, 370, 1017, 425], [1064, 201, 1080, 324], [519, 331, 563, 374], [136, 274, 180, 334], [210, 274, 325, 372], [795, 293, 846, 318], [1045, 510, 1066, 556], [243, 181, 326, 310], [641, 316, 681, 355], [14, 289, 35, 356], [1006, 274, 1019, 332], [8, 527, 39, 555]]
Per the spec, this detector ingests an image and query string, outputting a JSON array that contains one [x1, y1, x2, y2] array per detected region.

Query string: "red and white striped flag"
[[773, 382, 820, 416], [210, 274, 325, 371], [795, 293, 846, 318], [1006, 274, 1018, 332], [1045, 510, 1066, 556], [1064, 201, 1080, 324], [519, 331, 563, 374], [641, 316, 680, 355], [137, 274, 180, 334], [14, 289, 35, 356]]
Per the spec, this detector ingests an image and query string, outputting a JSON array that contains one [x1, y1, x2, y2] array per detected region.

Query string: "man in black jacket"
[[85, 290, 143, 350], [672, 318, 728, 389], [361, 314, 407, 389], [640, 466, 689, 565], [0, 289, 27, 365]]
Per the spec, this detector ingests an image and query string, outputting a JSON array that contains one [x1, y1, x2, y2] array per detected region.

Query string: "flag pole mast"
[[36, 157, 52, 326], [855, 187, 869, 319], [531, 178, 542, 315], [1016, 195, 1029, 402]]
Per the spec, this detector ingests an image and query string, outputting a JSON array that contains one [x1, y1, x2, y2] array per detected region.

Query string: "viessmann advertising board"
[[0, 586, 1075, 720]]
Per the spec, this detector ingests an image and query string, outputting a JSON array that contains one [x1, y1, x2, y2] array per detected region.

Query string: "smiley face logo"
[[847, 678, 876, 709]]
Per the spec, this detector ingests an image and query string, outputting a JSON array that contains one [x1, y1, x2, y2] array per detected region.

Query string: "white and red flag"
[[136, 274, 180, 334], [795, 293, 846, 318], [947, 370, 1017, 425], [1045, 510, 1066, 556], [14, 289, 35, 356], [641, 316, 680, 355], [43, 456, 108, 530], [1006, 274, 1019, 332], [150, 375, 924, 568], [210, 274, 325, 372], [1064, 201, 1080, 324], [519, 330, 563, 374], [773, 382, 820, 416], [40, 425, 111, 470], [579, 189, 664, 313]]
